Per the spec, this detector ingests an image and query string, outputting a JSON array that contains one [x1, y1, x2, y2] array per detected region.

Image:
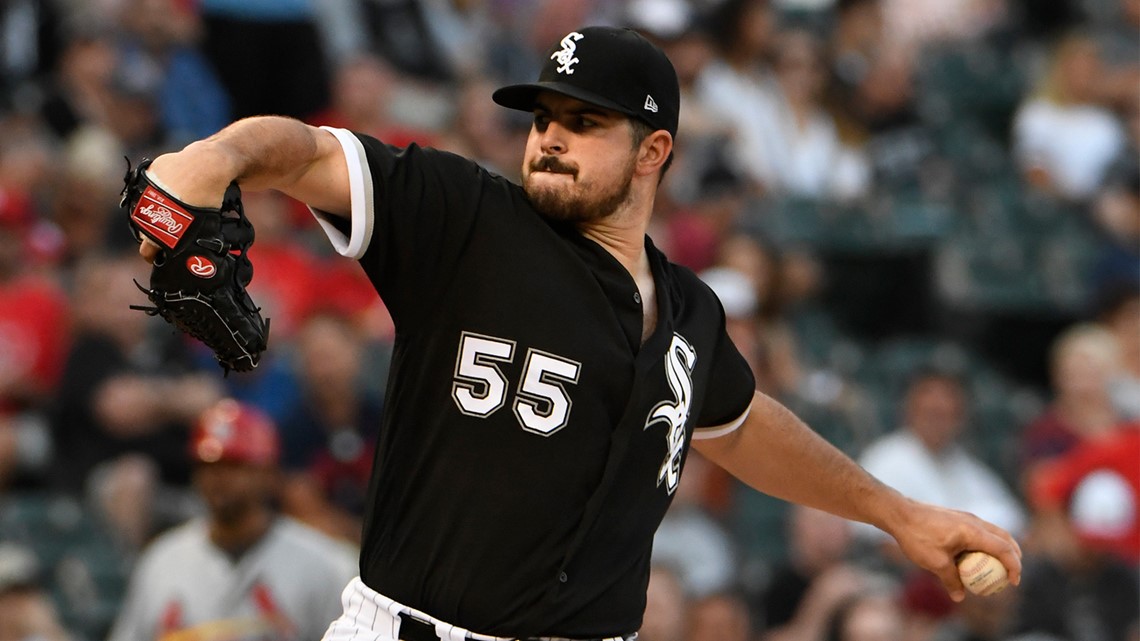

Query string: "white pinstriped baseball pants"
[[321, 577, 634, 641]]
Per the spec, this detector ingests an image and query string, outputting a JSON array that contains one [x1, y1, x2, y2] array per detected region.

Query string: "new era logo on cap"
[[492, 26, 680, 137]]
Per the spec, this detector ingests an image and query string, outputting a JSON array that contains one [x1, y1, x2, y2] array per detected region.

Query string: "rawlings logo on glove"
[[133, 189, 192, 246], [187, 256, 217, 278], [121, 158, 270, 373]]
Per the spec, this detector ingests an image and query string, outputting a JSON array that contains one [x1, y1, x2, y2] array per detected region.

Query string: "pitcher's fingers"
[[139, 239, 160, 264], [973, 523, 1023, 587], [932, 556, 967, 603], [982, 520, 1023, 559]]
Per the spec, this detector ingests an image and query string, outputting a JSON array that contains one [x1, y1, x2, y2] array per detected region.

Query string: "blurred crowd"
[[0, 0, 1136, 639]]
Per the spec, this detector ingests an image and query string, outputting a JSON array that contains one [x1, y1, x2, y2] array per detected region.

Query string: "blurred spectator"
[[1018, 323, 1123, 477], [856, 369, 1026, 549], [101, 65, 166, 159], [879, 0, 1007, 53], [713, 234, 800, 393], [107, 399, 357, 641], [626, 0, 727, 143], [899, 571, 956, 641], [823, 588, 907, 641], [480, 0, 601, 89], [930, 589, 1021, 641], [830, 0, 886, 95], [418, 0, 497, 79], [1013, 33, 1127, 201], [749, 29, 870, 199], [0, 116, 54, 245], [0, 129, 68, 488], [278, 312, 381, 543], [1087, 0, 1140, 111], [0, 543, 71, 641], [696, 0, 779, 192], [436, 76, 525, 178], [242, 190, 321, 340], [760, 505, 859, 637], [114, 0, 231, 146], [0, 130, 68, 416], [313, 257, 397, 343], [49, 254, 222, 546], [38, 27, 118, 141], [1093, 0, 1140, 60], [827, 0, 934, 192], [655, 153, 746, 273], [652, 451, 738, 597], [701, 265, 763, 377], [1014, 467, 1140, 641], [1089, 102, 1140, 294], [1027, 422, 1140, 564], [198, 0, 330, 121], [1010, 0, 1082, 39], [688, 589, 754, 641], [764, 565, 885, 641], [355, 0, 461, 82], [309, 53, 440, 149], [48, 126, 138, 267], [1094, 284, 1140, 419], [0, 0, 64, 112], [709, 235, 877, 443], [638, 564, 689, 641]]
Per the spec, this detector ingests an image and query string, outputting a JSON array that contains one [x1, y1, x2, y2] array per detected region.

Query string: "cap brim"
[[492, 81, 637, 120]]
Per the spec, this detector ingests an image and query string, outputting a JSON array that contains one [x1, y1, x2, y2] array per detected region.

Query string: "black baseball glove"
[[121, 159, 269, 373]]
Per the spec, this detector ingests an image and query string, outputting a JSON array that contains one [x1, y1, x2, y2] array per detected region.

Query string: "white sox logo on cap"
[[551, 32, 584, 75], [493, 26, 681, 137]]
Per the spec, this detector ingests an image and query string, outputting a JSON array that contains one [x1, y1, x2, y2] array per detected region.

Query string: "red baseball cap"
[[190, 400, 280, 466]]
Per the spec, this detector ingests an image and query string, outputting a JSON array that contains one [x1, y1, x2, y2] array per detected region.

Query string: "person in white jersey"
[[107, 399, 357, 641]]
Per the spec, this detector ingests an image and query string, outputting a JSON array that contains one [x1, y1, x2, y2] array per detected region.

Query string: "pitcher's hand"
[[889, 499, 1021, 602]]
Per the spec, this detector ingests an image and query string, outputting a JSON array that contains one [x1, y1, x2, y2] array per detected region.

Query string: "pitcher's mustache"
[[530, 156, 578, 176]]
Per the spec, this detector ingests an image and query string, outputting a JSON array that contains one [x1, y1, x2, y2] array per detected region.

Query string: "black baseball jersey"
[[312, 127, 756, 638]]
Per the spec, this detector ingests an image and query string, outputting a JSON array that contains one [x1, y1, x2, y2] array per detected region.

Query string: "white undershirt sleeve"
[[309, 126, 375, 260], [692, 405, 751, 441]]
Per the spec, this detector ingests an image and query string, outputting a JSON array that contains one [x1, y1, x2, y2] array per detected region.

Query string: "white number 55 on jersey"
[[452, 331, 582, 436]]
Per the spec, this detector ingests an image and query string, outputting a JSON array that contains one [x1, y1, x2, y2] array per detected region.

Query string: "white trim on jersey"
[[691, 405, 751, 441], [309, 126, 375, 260]]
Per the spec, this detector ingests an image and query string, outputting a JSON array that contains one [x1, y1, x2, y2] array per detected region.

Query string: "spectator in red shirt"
[[0, 148, 69, 489], [0, 205, 68, 418], [1014, 422, 1139, 641], [1028, 422, 1140, 564], [1019, 323, 1123, 483], [242, 190, 320, 340]]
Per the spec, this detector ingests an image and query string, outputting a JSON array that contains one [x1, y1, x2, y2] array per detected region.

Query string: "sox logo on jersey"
[[645, 334, 696, 495]]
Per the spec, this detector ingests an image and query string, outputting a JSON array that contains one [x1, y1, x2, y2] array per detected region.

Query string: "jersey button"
[[558, 572, 568, 583], [633, 292, 642, 304]]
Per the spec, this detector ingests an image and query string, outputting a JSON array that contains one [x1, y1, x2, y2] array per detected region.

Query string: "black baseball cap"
[[493, 26, 680, 137]]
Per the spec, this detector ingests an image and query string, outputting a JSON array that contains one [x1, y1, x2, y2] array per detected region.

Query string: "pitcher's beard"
[[524, 161, 636, 224]]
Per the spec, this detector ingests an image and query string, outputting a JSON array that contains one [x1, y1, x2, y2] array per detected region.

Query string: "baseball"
[[956, 551, 1009, 596]]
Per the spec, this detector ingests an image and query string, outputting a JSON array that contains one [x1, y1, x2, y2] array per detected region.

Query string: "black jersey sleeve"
[[309, 127, 496, 329]]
